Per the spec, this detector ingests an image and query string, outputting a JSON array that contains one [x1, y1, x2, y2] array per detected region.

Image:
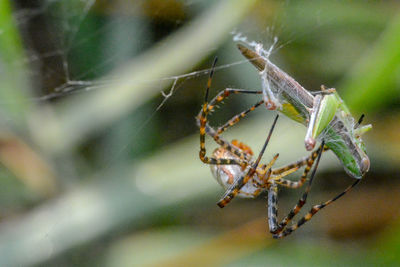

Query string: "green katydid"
[[237, 44, 371, 179]]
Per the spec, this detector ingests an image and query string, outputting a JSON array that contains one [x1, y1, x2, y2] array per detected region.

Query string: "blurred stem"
[[0, 133, 57, 197], [0, 1, 55, 197], [341, 13, 400, 113], [30, 0, 258, 154], [0, 0, 31, 127], [0, 130, 216, 266], [155, 218, 273, 267]]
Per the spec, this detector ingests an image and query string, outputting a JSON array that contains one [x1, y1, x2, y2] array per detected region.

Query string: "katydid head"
[[305, 92, 340, 151], [305, 138, 316, 151]]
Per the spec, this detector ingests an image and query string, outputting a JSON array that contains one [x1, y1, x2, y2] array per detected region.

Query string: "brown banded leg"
[[271, 145, 327, 189], [270, 167, 303, 188], [217, 114, 279, 208], [267, 183, 279, 233], [256, 154, 279, 186], [255, 147, 325, 191], [198, 58, 248, 166], [198, 58, 259, 166], [267, 141, 325, 235], [251, 154, 279, 189], [273, 179, 360, 239], [196, 68, 283, 164], [253, 149, 315, 190], [271, 147, 325, 175], [255, 155, 303, 190], [266, 140, 361, 238], [204, 123, 251, 163], [195, 82, 263, 156], [197, 87, 262, 119], [266, 148, 324, 233], [196, 87, 262, 133], [198, 92, 264, 162], [202, 98, 264, 163], [201, 90, 265, 168], [215, 100, 264, 135]]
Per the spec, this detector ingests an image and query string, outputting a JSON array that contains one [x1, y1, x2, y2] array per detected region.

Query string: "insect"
[[197, 58, 360, 238], [236, 44, 372, 179]]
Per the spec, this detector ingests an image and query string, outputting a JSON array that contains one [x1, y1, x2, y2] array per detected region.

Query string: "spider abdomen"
[[210, 147, 263, 198]]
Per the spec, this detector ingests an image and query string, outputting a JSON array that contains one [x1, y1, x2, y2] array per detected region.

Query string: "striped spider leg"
[[209, 132, 358, 238], [268, 140, 360, 239], [268, 114, 365, 238]]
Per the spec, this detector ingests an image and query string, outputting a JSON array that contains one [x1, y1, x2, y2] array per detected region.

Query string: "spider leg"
[[205, 125, 249, 162], [216, 100, 264, 135], [197, 90, 264, 162], [266, 140, 359, 238], [271, 167, 303, 188], [197, 87, 262, 119], [256, 148, 323, 191], [202, 98, 264, 163], [196, 67, 280, 164], [196, 87, 262, 132], [198, 58, 247, 166], [252, 156, 278, 189], [266, 147, 323, 232], [252, 143, 358, 239], [268, 140, 325, 235], [253, 165, 271, 189], [217, 114, 279, 208], [204, 123, 251, 163], [256, 153, 279, 185], [271, 146, 328, 175], [272, 145, 326, 189], [273, 179, 360, 239], [267, 183, 279, 233]]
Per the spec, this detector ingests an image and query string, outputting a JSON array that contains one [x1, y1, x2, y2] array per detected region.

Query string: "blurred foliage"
[[0, 0, 399, 266]]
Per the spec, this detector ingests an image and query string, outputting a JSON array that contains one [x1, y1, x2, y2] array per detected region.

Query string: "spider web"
[[12, 1, 296, 100]]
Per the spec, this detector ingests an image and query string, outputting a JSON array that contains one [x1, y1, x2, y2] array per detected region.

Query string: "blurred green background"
[[0, 0, 399, 266]]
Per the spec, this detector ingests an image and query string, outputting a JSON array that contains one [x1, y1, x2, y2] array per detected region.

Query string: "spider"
[[197, 58, 359, 238]]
